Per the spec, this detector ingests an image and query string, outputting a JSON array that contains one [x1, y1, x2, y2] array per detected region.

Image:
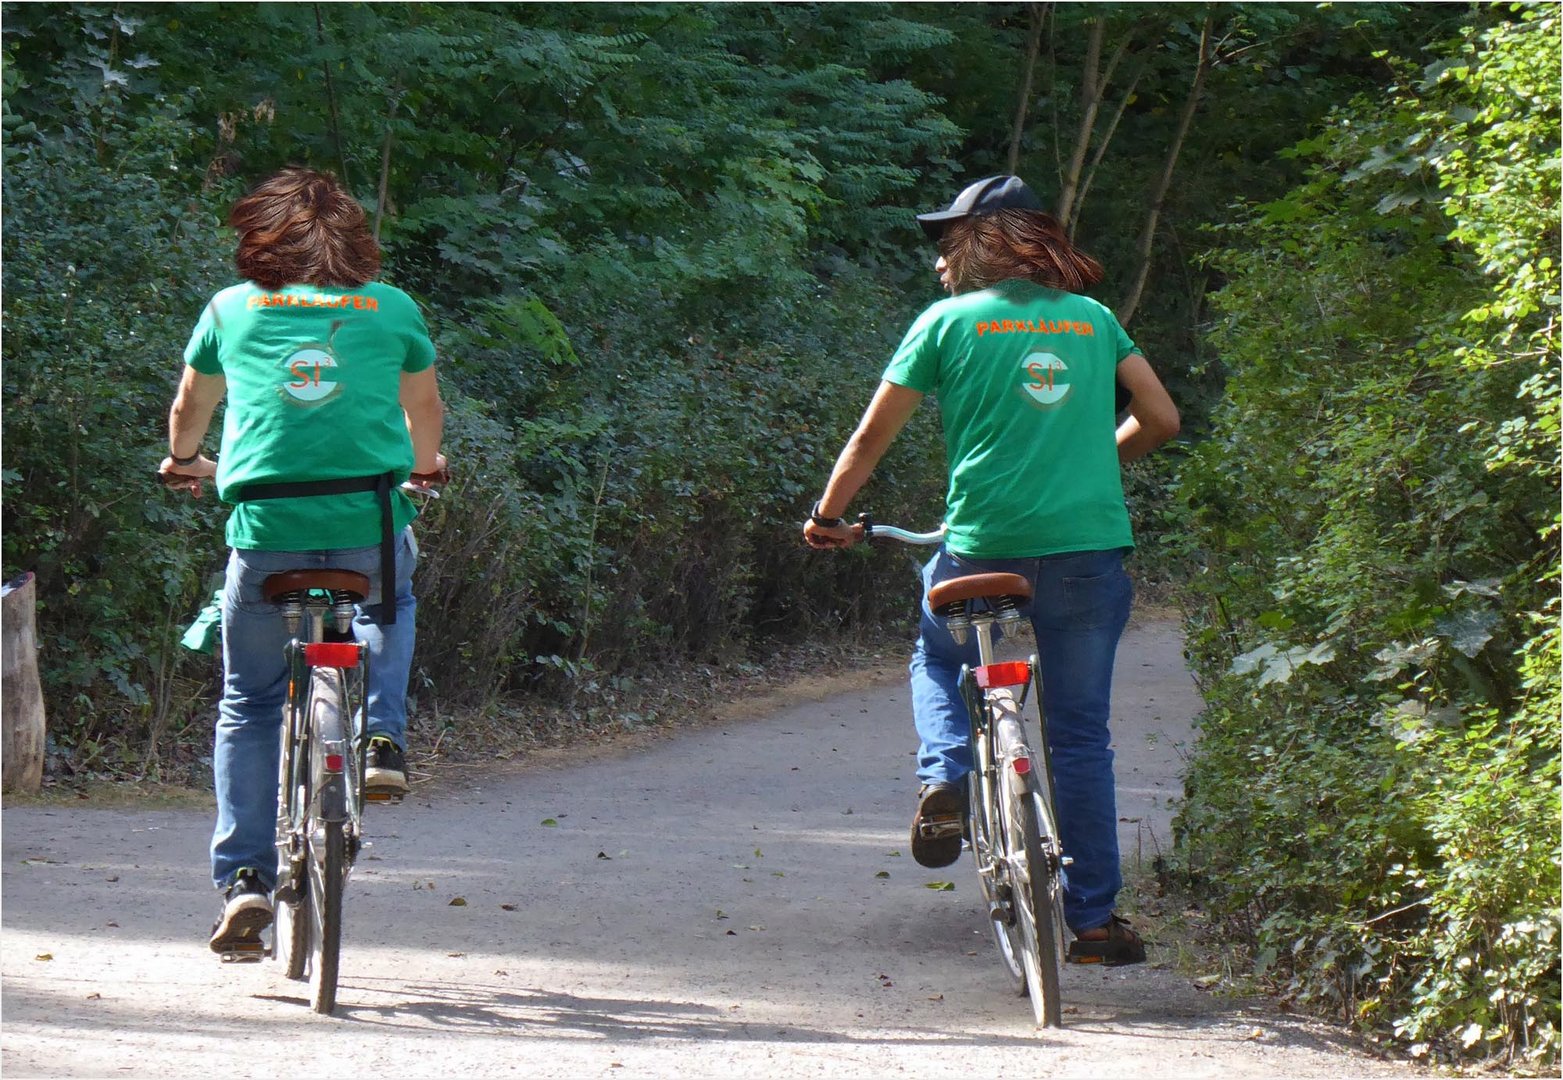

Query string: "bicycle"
[[857, 516, 1069, 1028], [163, 468, 444, 1014]]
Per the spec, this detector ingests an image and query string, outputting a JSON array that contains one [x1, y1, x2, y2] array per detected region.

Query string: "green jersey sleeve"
[[881, 305, 944, 393], [1110, 315, 1137, 363], [183, 299, 223, 374], [378, 286, 436, 373]]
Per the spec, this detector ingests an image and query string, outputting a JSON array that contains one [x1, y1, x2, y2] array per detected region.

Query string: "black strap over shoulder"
[[232, 471, 399, 625]]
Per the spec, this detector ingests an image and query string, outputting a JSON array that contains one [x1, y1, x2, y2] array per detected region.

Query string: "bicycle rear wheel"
[[304, 667, 350, 1014], [309, 819, 346, 1013], [1001, 753, 1064, 1027], [967, 735, 1027, 995]]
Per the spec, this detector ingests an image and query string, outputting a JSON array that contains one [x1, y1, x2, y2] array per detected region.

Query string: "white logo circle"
[[1020, 352, 1070, 407], [283, 348, 339, 403]]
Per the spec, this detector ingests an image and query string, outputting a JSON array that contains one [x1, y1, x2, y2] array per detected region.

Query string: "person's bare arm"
[[1114, 353, 1179, 464], [160, 366, 226, 495], [805, 380, 924, 548], [399, 366, 446, 474]]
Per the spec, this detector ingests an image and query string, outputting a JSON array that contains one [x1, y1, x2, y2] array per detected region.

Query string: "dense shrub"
[[1173, 8, 1559, 1069]]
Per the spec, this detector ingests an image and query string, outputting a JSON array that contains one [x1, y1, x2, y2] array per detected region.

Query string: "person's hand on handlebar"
[[803, 513, 865, 550], [404, 451, 450, 495], [158, 453, 217, 497]]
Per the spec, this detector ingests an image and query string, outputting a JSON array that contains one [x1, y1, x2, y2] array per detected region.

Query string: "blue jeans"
[[211, 527, 418, 890], [910, 546, 1132, 933]]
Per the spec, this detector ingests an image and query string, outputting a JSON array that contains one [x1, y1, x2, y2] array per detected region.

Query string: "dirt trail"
[[1, 617, 1423, 1078]]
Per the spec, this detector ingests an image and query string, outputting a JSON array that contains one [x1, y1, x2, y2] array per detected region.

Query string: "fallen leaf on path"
[[597, 851, 611, 860], [725, 929, 736, 936], [541, 818, 558, 827], [448, 952, 465, 958], [927, 994, 944, 1001], [449, 897, 467, 906], [86, 993, 101, 1000], [34, 953, 52, 961], [500, 904, 517, 911], [747, 925, 765, 932], [924, 881, 955, 891], [875, 871, 890, 879]]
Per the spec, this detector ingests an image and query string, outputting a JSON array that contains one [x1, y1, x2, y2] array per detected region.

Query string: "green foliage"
[[2, 13, 234, 772], [1173, 6, 1560, 1068]]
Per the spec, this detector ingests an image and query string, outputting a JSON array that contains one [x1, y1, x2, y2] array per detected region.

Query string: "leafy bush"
[[1173, 8, 1559, 1069]]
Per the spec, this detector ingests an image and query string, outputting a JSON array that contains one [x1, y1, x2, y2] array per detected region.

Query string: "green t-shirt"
[[882, 279, 1136, 559], [183, 281, 436, 551]]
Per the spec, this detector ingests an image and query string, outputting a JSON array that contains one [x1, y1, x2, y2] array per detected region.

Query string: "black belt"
[[232, 471, 399, 625]]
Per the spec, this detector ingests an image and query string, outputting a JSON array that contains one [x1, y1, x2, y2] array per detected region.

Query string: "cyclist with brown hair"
[[804, 175, 1178, 965], [159, 167, 446, 955]]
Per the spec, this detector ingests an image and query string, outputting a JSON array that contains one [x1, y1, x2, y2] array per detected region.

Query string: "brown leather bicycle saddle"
[[262, 569, 372, 603], [926, 572, 1033, 615]]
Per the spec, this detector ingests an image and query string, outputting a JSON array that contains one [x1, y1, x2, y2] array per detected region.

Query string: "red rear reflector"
[[304, 642, 361, 668], [324, 753, 344, 773], [974, 661, 1031, 688], [1012, 756, 1033, 776]]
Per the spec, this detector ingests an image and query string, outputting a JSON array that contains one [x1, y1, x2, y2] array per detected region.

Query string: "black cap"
[[915, 175, 1044, 241]]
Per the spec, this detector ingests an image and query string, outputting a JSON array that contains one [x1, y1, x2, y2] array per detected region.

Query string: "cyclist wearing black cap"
[[804, 175, 1178, 966]]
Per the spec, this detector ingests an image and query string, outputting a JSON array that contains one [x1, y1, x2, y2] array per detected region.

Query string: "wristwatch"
[[810, 500, 845, 528]]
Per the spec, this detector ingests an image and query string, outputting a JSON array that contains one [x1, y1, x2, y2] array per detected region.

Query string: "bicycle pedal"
[[917, 816, 964, 840], [217, 941, 268, 963]]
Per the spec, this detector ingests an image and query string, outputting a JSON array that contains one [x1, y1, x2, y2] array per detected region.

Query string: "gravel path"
[[1, 617, 1425, 1079]]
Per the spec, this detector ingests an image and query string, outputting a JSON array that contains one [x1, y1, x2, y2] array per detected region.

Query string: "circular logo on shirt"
[[1019, 352, 1071, 409], [281, 348, 340, 405]]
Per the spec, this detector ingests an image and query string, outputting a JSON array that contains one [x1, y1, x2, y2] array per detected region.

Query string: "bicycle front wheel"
[[275, 698, 310, 980]]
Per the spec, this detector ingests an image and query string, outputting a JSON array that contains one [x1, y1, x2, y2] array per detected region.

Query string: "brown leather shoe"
[[910, 783, 965, 868], [1067, 913, 1146, 966]]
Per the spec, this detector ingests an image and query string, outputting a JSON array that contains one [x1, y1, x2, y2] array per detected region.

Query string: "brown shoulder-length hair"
[[229, 167, 380, 290], [938, 208, 1104, 295]]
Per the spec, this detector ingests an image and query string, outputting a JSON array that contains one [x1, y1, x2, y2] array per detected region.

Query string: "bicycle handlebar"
[[157, 467, 452, 496], [855, 515, 946, 546]]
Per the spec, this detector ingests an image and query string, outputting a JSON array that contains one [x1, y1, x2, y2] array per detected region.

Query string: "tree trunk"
[[1007, 3, 1046, 176], [1118, 12, 1213, 326], [373, 92, 399, 246], [1069, 61, 1143, 237], [1055, 15, 1102, 224], [3, 573, 46, 793], [1057, 21, 1133, 233], [314, 3, 350, 186]]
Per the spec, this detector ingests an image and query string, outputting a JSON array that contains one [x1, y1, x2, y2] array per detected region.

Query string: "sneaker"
[[209, 868, 273, 953], [1067, 913, 1147, 966], [365, 735, 409, 796], [910, 782, 965, 868]]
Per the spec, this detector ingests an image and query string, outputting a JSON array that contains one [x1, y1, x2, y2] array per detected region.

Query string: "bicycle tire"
[[309, 819, 346, 1013], [966, 732, 1027, 994], [305, 667, 350, 1014], [274, 697, 310, 980], [1002, 753, 1064, 1027]]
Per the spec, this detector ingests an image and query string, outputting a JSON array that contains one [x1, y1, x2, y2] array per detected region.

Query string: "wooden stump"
[[2, 573, 46, 793]]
